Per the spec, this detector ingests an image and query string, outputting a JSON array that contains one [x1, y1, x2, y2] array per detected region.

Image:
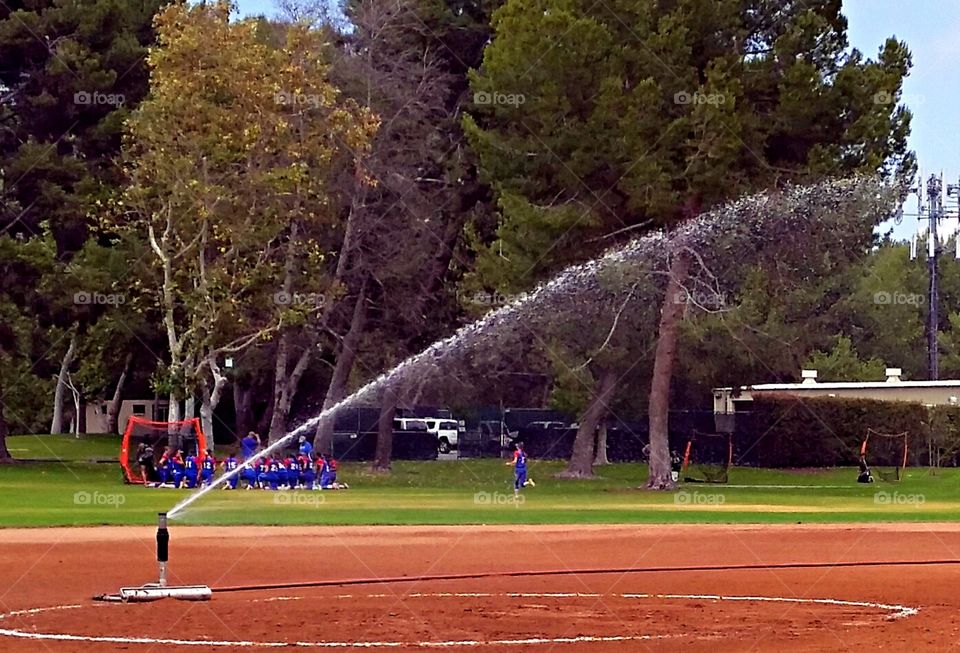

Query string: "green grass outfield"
[[2, 435, 960, 527]]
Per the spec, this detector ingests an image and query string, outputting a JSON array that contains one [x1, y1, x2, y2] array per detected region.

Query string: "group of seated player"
[[233, 452, 347, 491], [138, 443, 346, 491]]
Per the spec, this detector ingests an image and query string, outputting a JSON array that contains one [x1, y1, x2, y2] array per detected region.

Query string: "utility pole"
[[927, 174, 942, 380]]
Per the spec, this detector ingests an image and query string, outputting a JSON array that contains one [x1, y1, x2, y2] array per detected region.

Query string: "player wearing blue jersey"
[[200, 449, 216, 487], [222, 454, 240, 489], [169, 449, 186, 489], [300, 454, 316, 489], [286, 455, 301, 489], [265, 456, 281, 490], [183, 452, 200, 489], [243, 457, 261, 489], [506, 442, 535, 496]]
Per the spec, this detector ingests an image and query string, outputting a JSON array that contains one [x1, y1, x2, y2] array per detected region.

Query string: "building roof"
[[715, 379, 960, 393]]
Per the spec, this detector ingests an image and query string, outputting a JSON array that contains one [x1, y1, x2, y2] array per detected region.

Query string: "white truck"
[[425, 418, 460, 454]]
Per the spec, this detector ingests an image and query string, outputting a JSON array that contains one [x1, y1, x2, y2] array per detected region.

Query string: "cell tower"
[[910, 170, 960, 380]]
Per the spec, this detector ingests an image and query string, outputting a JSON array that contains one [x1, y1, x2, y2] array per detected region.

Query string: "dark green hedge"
[[737, 394, 960, 468]]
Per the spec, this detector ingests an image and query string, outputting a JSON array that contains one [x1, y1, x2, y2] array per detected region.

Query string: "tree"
[[122, 1, 375, 445], [466, 0, 914, 488], [805, 335, 888, 382], [0, 234, 57, 459], [0, 0, 164, 253]]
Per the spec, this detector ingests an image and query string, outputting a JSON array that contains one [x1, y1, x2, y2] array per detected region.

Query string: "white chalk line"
[[0, 591, 919, 648]]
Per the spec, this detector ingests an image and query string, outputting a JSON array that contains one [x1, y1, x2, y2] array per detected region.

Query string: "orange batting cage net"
[[120, 417, 208, 484], [860, 428, 909, 482]]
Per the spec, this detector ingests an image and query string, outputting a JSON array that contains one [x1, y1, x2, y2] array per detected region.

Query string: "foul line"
[[211, 558, 960, 593]]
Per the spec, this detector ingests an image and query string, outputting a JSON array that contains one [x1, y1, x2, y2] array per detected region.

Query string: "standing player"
[[222, 452, 240, 489], [156, 447, 171, 487], [136, 442, 156, 485], [506, 441, 535, 496], [200, 449, 216, 487], [298, 435, 313, 457], [240, 431, 260, 461]]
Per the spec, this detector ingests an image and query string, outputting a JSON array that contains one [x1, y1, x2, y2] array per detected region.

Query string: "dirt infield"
[[2, 524, 960, 651]]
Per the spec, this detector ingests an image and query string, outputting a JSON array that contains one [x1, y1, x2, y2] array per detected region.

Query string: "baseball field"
[[3, 435, 960, 651]]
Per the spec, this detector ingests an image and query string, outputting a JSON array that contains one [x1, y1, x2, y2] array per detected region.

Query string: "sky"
[[234, 0, 960, 241]]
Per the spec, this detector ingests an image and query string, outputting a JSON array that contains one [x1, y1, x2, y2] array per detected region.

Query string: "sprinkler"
[[157, 512, 169, 587], [93, 512, 211, 602]]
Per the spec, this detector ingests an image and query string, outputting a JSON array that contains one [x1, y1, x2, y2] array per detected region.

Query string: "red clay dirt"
[[1, 524, 960, 651]]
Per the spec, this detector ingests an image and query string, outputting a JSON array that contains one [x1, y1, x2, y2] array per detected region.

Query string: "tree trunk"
[[315, 281, 368, 454], [234, 381, 254, 441], [106, 353, 132, 435], [646, 252, 690, 490], [200, 358, 229, 453], [372, 384, 397, 472], [594, 421, 610, 466], [257, 399, 274, 436], [200, 387, 215, 453], [0, 373, 12, 462], [559, 367, 617, 478], [50, 331, 78, 434], [167, 393, 182, 449], [66, 372, 81, 436]]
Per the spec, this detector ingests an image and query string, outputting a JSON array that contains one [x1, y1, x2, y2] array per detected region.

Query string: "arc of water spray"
[[166, 241, 660, 518], [167, 176, 890, 519]]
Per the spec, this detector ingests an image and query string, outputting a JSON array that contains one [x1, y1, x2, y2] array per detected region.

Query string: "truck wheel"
[[438, 439, 451, 454]]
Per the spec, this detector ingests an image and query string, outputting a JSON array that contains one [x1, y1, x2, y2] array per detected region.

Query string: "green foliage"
[[0, 0, 164, 253], [804, 335, 888, 382], [745, 394, 960, 468], [463, 0, 915, 424]]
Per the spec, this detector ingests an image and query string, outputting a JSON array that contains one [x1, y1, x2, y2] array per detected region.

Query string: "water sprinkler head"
[[157, 513, 169, 564]]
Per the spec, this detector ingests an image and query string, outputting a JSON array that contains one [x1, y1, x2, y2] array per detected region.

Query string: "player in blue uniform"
[[319, 454, 344, 489], [240, 431, 260, 461], [243, 457, 261, 489], [200, 449, 216, 487], [286, 455, 301, 489], [156, 448, 171, 486], [169, 449, 186, 489], [222, 453, 240, 489], [183, 452, 200, 489], [265, 456, 281, 490], [299, 453, 316, 489], [298, 435, 313, 457], [506, 442, 534, 496]]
